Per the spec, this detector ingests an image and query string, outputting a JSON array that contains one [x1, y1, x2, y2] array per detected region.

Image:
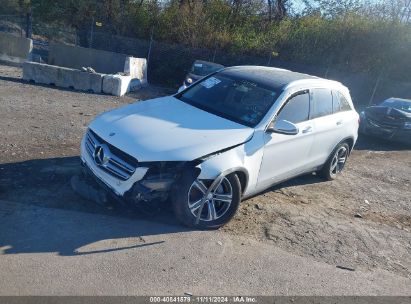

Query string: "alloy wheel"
[[330, 146, 348, 177], [188, 178, 233, 221]]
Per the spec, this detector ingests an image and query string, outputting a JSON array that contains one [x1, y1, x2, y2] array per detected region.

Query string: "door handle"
[[336, 120, 343, 125], [302, 126, 312, 133]]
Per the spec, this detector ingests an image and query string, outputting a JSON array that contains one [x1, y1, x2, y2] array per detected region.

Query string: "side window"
[[276, 91, 310, 124], [333, 91, 352, 112], [339, 92, 352, 111], [332, 91, 341, 113], [311, 88, 333, 118]]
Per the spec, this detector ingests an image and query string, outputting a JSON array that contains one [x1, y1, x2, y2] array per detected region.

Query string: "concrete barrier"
[[22, 43, 147, 96], [0, 32, 33, 64], [48, 42, 147, 84], [23, 61, 58, 85], [102, 75, 143, 96], [102, 75, 131, 96], [125, 57, 148, 86], [23, 62, 104, 93]]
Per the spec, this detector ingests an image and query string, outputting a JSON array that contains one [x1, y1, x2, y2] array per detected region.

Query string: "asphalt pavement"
[[0, 200, 410, 295]]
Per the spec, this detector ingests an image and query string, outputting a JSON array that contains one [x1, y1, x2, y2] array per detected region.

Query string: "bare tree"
[[267, 0, 288, 21], [267, 0, 273, 21], [358, 0, 411, 21], [275, 0, 288, 20]]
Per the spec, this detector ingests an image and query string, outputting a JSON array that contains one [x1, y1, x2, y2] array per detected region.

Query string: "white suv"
[[78, 66, 359, 228]]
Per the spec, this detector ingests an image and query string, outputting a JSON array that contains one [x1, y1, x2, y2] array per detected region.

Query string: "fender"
[[197, 145, 248, 179], [196, 132, 265, 196]]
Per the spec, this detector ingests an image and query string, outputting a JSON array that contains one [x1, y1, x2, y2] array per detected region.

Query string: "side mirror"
[[267, 119, 299, 135]]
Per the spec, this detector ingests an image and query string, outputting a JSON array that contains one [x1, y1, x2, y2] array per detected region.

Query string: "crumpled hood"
[[89, 96, 254, 162], [365, 106, 411, 121]]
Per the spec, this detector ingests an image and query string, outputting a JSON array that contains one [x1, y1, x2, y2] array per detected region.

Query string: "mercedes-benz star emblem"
[[94, 145, 109, 165]]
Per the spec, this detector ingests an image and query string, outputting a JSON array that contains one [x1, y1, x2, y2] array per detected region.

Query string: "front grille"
[[85, 129, 138, 181]]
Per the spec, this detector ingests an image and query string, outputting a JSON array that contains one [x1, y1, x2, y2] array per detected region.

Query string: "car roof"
[[221, 66, 343, 91]]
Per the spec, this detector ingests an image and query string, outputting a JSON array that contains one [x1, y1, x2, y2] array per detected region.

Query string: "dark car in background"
[[359, 98, 411, 145], [178, 60, 224, 92]]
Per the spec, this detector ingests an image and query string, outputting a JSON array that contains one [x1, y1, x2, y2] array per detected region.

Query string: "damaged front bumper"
[[74, 160, 201, 206], [77, 134, 201, 206], [361, 121, 411, 144], [80, 132, 149, 197], [75, 157, 200, 206]]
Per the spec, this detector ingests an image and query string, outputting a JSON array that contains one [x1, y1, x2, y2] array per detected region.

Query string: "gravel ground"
[[0, 64, 410, 279]]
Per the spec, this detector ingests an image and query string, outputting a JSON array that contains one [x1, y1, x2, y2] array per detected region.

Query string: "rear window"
[[311, 88, 333, 118]]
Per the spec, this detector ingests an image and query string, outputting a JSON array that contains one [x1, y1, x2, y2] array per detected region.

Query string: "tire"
[[172, 173, 242, 229], [319, 142, 350, 181]]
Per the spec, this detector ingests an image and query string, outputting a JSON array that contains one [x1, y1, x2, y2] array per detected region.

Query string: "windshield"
[[178, 73, 280, 127], [380, 99, 411, 113], [191, 62, 223, 76]]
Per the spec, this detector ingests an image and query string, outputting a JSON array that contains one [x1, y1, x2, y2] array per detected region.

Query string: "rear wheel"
[[319, 142, 350, 180], [172, 173, 241, 229]]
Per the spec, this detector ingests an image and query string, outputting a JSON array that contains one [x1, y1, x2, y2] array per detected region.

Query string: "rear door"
[[309, 88, 342, 166], [332, 89, 358, 143]]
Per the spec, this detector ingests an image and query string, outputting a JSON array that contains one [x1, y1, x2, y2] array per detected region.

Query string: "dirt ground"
[[0, 64, 410, 279]]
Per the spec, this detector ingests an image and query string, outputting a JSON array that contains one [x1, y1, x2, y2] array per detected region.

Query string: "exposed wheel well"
[[234, 171, 248, 195], [343, 137, 354, 154], [319, 138, 354, 172]]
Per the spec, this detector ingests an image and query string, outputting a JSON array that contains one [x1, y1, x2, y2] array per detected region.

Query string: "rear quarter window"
[[333, 90, 352, 112]]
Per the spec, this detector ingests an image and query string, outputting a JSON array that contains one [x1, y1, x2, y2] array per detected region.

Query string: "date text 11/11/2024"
[[149, 296, 257, 303]]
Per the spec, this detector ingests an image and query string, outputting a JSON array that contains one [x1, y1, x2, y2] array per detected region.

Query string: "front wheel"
[[172, 173, 242, 229], [319, 142, 350, 181]]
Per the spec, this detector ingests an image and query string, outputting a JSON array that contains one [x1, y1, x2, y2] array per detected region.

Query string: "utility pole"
[[89, 17, 94, 48], [147, 26, 154, 65], [369, 69, 384, 106], [26, 7, 32, 39]]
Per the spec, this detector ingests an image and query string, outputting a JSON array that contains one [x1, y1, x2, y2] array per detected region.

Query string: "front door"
[[257, 90, 315, 189]]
